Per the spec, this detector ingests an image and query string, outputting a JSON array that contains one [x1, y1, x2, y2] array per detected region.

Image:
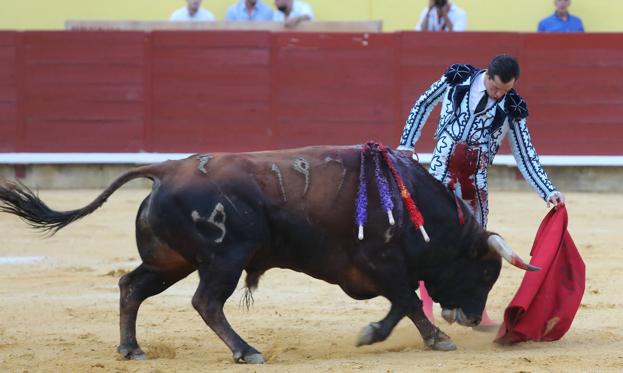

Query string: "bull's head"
[[422, 234, 537, 327]]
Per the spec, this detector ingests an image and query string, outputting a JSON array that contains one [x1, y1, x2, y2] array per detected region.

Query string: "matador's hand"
[[398, 148, 413, 156], [547, 191, 566, 208], [397, 148, 416, 161]]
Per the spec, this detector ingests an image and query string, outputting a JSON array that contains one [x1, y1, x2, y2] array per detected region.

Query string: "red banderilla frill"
[[379, 144, 429, 242]]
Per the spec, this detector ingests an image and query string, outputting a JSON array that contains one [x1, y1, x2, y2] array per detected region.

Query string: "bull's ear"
[[468, 244, 482, 259], [487, 234, 540, 271]]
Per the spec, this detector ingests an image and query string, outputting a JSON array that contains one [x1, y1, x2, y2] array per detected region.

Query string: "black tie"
[[475, 92, 489, 113]]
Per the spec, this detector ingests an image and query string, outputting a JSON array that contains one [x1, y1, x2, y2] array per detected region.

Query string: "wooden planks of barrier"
[[17, 32, 146, 152], [0, 32, 17, 152], [0, 31, 622, 156]]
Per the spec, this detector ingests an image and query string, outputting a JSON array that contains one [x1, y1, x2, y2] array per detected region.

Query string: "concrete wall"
[[2, 164, 621, 193], [487, 165, 623, 194], [0, 165, 151, 189]]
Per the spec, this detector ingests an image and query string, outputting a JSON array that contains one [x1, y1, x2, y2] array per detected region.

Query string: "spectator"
[[225, 0, 273, 21], [273, 0, 314, 28], [538, 0, 584, 32], [169, 0, 215, 22], [416, 0, 466, 32]]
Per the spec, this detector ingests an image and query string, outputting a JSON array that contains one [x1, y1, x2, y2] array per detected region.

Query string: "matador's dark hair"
[[487, 54, 521, 83]]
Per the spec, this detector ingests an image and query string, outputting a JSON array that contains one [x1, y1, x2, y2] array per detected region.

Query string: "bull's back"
[[145, 146, 361, 250], [174, 146, 361, 230]]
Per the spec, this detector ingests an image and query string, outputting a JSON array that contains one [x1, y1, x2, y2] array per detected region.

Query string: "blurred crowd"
[[170, 0, 314, 28], [170, 0, 585, 32], [415, 0, 583, 32]]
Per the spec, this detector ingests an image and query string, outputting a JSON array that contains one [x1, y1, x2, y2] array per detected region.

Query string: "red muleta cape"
[[495, 205, 585, 344]]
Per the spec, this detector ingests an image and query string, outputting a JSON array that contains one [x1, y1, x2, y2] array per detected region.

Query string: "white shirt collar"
[[474, 71, 487, 93]]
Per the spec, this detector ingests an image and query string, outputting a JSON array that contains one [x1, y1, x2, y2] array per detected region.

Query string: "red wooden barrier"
[[150, 31, 272, 152], [0, 31, 622, 156], [520, 33, 623, 156], [0, 32, 17, 152], [19, 32, 146, 152], [272, 32, 399, 149]]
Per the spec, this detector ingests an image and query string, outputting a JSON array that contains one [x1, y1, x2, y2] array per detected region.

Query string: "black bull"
[[0, 145, 536, 364]]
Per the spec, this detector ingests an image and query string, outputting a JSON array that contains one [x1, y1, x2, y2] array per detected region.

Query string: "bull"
[[0, 144, 536, 364]]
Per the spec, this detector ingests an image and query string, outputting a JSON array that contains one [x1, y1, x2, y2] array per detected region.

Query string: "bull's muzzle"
[[441, 308, 480, 327], [487, 235, 540, 271]]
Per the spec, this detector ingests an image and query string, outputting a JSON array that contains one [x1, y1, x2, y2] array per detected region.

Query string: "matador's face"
[[484, 73, 515, 100]]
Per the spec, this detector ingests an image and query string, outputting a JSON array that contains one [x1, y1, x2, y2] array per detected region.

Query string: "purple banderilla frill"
[[356, 143, 396, 240], [356, 145, 368, 240], [373, 149, 395, 227]]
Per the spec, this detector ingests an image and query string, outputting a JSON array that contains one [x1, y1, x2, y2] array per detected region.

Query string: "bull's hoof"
[[430, 339, 457, 351], [117, 345, 147, 360], [356, 322, 382, 347], [233, 351, 265, 364], [424, 329, 457, 351]]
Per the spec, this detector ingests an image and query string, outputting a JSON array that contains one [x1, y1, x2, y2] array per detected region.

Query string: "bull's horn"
[[487, 235, 540, 271]]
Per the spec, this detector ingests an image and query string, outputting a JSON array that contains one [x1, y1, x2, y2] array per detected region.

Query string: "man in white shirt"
[[225, 0, 274, 21], [416, 0, 466, 32], [273, 0, 314, 28], [170, 0, 215, 22]]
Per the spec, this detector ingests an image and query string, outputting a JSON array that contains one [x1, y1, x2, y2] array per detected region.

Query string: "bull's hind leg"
[[117, 263, 194, 359], [192, 252, 264, 364]]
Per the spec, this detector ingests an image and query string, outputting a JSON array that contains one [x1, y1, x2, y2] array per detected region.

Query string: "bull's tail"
[[0, 165, 157, 235]]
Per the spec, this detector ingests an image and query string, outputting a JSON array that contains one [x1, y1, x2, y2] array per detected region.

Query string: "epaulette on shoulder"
[[444, 64, 477, 85], [505, 89, 529, 120]]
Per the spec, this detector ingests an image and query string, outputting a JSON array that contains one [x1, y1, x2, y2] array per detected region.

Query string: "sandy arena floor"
[[0, 189, 622, 372]]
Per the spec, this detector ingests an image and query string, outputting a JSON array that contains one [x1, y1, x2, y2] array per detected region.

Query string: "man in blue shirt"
[[538, 0, 584, 32], [225, 0, 274, 21]]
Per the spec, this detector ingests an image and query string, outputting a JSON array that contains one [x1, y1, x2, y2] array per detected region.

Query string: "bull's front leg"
[[408, 296, 457, 351], [356, 302, 407, 347]]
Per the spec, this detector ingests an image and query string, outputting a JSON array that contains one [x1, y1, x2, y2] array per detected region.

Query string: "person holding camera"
[[416, 0, 466, 32], [273, 0, 314, 28]]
